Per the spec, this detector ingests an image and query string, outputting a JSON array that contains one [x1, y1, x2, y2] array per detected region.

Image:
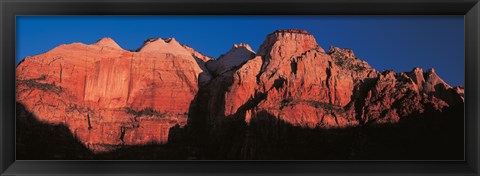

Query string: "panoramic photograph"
[[15, 16, 464, 160]]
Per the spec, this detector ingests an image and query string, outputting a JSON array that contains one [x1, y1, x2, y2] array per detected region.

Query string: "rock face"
[[199, 29, 463, 130], [16, 37, 212, 152], [16, 29, 464, 155]]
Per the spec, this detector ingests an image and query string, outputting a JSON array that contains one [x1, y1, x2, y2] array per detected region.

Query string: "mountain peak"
[[273, 29, 311, 35], [206, 43, 256, 75], [258, 29, 323, 58], [427, 68, 435, 74], [233, 43, 252, 51], [411, 67, 423, 73], [257, 29, 324, 74], [226, 43, 256, 57], [92, 37, 123, 50], [138, 37, 191, 56], [423, 67, 450, 91], [138, 38, 165, 52]]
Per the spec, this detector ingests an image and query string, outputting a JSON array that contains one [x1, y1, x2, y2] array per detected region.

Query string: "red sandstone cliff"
[[16, 29, 464, 153], [16, 37, 212, 152], [200, 29, 463, 129]]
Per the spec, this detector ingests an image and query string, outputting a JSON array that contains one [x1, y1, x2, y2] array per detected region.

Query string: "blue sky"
[[16, 16, 464, 85]]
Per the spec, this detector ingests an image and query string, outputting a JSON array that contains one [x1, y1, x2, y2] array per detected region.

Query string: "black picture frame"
[[1, 0, 479, 175]]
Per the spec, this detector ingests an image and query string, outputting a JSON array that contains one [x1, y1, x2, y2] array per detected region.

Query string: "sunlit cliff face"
[[16, 29, 464, 153]]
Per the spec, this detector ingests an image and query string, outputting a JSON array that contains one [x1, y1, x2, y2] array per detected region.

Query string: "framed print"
[[1, 0, 480, 175]]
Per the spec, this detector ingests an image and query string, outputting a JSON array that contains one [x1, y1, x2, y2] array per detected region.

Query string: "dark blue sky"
[[16, 16, 464, 85]]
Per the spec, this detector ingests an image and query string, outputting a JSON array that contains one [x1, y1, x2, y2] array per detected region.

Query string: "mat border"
[[1, 0, 479, 175]]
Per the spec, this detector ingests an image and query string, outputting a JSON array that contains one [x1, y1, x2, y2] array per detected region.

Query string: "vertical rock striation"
[[16, 37, 212, 152]]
